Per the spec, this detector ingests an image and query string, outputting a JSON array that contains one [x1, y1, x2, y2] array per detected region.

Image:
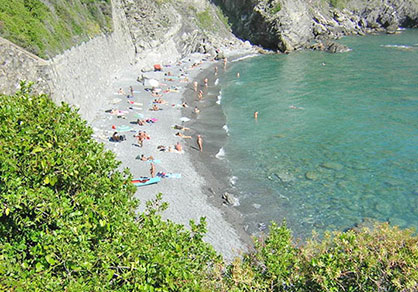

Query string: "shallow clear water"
[[219, 30, 418, 238]]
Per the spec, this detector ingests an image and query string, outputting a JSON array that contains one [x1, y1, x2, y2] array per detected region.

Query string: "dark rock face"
[[216, 0, 418, 53], [310, 40, 351, 53]]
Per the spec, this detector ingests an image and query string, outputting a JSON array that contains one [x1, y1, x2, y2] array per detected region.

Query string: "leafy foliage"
[[300, 223, 418, 291], [327, 0, 348, 9], [196, 8, 214, 31], [223, 222, 417, 291], [0, 0, 112, 58], [0, 83, 221, 290], [271, 3, 281, 14]]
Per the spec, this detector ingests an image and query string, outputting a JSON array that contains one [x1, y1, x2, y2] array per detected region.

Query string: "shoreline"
[[89, 47, 257, 261], [181, 58, 254, 250]]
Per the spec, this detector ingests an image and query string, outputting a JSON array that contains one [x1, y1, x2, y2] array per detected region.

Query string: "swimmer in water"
[[254, 111, 258, 119]]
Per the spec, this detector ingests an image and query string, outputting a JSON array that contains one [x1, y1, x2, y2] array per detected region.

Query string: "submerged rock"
[[321, 162, 344, 171], [305, 171, 319, 180], [274, 171, 295, 183], [222, 192, 238, 206], [310, 40, 351, 53]]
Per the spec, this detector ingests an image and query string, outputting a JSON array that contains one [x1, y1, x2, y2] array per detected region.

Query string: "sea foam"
[[223, 124, 229, 134], [229, 176, 238, 186], [231, 54, 259, 63], [215, 147, 225, 159], [216, 94, 222, 105]]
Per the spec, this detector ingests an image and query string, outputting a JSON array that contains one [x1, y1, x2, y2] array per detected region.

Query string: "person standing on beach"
[[150, 163, 155, 178], [223, 57, 227, 69], [214, 66, 218, 75], [197, 135, 203, 152], [198, 90, 203, 100], [130, 86, 134, 97], [204, 78, 208, 87], [193, 81, 198, 92]]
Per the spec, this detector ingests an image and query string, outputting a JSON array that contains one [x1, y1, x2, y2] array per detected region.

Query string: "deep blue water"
[[219, 30, 418, 238]]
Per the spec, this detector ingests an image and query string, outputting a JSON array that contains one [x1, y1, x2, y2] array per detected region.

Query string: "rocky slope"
[[119, 0, 239, 64], [215, 0, 418, 52]]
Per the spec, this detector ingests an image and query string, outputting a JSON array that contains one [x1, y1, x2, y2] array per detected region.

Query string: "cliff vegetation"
[[0, 86, 416, 291], [0, 0, 112, 58]]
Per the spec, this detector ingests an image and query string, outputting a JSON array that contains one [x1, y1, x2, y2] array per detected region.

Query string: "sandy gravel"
[[89, 51, 255, 261]]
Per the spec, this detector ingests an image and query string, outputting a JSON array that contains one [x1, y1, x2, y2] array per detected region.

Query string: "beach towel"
[[146, 159, 161, 164], [135, 113, 145, 119], [116, 125, 133, 132], [132, 177, 160, 186], [128, 101, 143, 106], [146, 118, 158, 123]]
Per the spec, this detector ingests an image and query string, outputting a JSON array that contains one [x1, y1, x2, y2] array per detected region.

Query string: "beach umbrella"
[[149, 79, 159, 87]]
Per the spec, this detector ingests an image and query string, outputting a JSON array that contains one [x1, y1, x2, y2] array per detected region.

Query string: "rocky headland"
[[215, 0, 418, 52]]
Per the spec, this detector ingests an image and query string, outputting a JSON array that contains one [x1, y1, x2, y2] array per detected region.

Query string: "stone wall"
[[47, 0, 136, 122], [0, 37, 51, 96]]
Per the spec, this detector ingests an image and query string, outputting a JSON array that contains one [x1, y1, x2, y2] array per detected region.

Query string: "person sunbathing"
[[176, 132, 192, 139], [150, 104, 161, 111], [153, 98, 166, 104], [137, 119, 146, 126], [111, 132, 121, 142], [174, 142, 183, 152], [174, 125, 190, 131]]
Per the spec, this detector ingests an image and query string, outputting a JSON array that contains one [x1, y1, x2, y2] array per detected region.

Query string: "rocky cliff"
[[215, 0, 418, 52]]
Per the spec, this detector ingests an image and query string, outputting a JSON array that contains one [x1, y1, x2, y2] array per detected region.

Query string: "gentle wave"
[[215, 147, 225, 159], [216, 94, 222, 105], [229, 175, 238, 186], [222, 124, 229, 134], [231, 54, 259, 63], [382, 44, 414, 50]]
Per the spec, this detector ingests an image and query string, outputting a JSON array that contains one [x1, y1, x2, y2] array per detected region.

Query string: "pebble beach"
[[89, 50, 256, 261]]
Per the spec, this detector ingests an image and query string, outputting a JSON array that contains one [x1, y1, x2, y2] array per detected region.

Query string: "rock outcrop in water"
[[215, 0, 418, 52]]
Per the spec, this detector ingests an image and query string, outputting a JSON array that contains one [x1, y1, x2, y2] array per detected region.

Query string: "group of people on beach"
[[108, 55, 233, 181]]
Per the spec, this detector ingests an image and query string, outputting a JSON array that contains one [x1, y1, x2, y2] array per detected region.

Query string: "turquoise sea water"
[[218, 30, 418, 238]]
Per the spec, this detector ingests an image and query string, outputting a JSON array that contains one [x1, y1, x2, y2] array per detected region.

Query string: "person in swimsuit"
[[197, 135, 203, 152]]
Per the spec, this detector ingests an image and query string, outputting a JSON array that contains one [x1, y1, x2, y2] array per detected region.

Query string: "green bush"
[[300, 223, 418, 291], [0, 83, 221, 290], [197, 8, 214, 31], [223, 222, 417, 291], [328, 0, 347, 9], [271, 3, 281, 14]]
